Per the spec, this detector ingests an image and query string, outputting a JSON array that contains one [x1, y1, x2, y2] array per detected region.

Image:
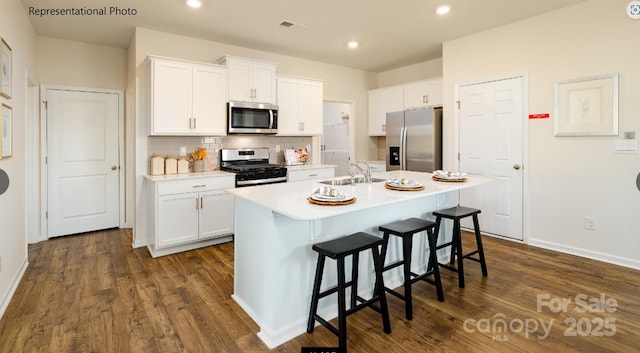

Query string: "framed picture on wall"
[[554, 73, 618, 136], [1, 103, 11, 159], [1, 37, 12, 99]]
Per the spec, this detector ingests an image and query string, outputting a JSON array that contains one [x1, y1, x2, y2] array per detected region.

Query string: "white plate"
[[386, 178, 422, 188], [310, 193, 353, 202], [432, 171, 467, 180]]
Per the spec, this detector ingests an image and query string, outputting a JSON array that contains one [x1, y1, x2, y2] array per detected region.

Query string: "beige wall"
[[37, 37, 127, 89], [443, 0, 640, 267], [377, 57, 443, 87], [0, 0, 38, 316]]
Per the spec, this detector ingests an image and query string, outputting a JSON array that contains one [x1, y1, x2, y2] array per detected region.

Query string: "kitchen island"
[[226, 170, 491, 348]]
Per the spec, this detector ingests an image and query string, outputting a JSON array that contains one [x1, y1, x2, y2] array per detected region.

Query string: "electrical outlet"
[[585, 217, 597, 231], [179, 146, 187, 157], [275, 145, 281, 153]]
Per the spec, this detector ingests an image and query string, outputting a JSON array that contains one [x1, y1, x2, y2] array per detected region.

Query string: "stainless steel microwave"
[[227, 101, 278, 134]]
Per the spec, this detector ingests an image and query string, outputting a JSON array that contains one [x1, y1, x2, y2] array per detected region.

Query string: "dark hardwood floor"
[[1, 228, 638, 353]]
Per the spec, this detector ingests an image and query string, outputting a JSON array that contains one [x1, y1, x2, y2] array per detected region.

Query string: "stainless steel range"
[[220, 148, 288, 187]]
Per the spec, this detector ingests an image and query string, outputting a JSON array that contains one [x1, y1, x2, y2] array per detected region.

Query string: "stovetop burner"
[[220, 148, 288, 187]]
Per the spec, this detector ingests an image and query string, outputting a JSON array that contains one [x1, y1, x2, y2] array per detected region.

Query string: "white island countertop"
[[226, 170, 491, 221]]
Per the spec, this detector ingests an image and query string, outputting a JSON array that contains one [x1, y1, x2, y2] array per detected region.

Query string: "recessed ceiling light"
[[187, 0, 202, 8], [436, 6, 450, 15], [347, 41, 359, 49]]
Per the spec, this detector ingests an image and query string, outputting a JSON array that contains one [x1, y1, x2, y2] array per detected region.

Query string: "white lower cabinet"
[[287, 166, 335, 182], [147, 174, 235, 257]]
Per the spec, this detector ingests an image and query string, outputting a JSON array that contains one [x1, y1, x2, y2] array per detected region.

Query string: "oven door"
[[228, 101, 278, 134]]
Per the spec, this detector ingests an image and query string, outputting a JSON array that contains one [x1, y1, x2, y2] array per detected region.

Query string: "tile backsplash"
[[148, 135, 313, 171]]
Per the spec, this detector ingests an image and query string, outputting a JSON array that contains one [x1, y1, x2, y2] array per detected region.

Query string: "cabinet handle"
[[193, 184, 206, 188], [200, 197, 204, 209], [193, 117, 197, 129], [309, 173, 318, 177], [189, 117, 192, 129]]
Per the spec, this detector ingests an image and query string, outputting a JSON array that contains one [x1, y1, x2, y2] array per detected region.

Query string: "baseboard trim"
[[0, 258, 28, 320], [528, 238, 640, 270]]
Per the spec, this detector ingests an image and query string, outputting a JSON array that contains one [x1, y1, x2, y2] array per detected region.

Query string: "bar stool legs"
[[433, 206, 488, 289], [307, 232, 391, 352], [378, 218, 444, 320]]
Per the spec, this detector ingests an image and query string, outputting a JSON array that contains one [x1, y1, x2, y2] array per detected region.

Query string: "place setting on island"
[[307, 186, 356, 205], [431, 170, 468, 182], [384, 177, 425, 191]]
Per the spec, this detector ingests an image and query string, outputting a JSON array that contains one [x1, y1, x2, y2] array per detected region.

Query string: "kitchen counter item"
[[165, 156, 177, 174], [150, 154, 165, 175], [193, 160, 205, 172], [177, 158, 189, 174]]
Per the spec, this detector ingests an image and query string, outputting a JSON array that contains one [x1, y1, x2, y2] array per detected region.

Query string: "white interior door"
[[47, 89, 120, 237], [459, 77, 524, 240]]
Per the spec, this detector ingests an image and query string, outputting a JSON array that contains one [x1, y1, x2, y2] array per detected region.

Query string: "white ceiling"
[[21, 0, 586, 72]]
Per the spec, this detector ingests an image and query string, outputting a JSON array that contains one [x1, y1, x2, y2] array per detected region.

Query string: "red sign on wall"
[[529, 113, 550, 119]]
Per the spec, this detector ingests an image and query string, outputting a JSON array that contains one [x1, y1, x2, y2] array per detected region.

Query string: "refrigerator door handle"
[[400, 126, 407, 170]]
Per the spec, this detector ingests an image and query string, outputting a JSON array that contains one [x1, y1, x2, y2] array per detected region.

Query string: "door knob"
[[111, 165, 118, 170], [513, 164, 521, 170]]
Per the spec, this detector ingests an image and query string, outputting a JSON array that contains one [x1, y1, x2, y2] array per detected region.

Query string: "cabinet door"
[[192, 65, 227, 135], [403, 78, 443, 109], [151, 60, 192, 134], [251, 62, 276, 104], [227, 59, 254, 102], [368, 85, 403, 136], [157, 192, 199, 248], [276, 77, 301, 135], [199, 190, 234, 239], [300, 80, 323, 135]]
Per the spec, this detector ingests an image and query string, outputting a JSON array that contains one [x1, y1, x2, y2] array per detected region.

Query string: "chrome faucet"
[[351, 161, 372, 183], [348, 171, 356, 185]]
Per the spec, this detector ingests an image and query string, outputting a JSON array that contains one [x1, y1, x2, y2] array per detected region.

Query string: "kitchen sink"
[[318, 177, 386, 186]]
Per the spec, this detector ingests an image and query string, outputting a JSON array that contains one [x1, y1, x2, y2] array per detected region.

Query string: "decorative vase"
[[193, 160, 205, 172]]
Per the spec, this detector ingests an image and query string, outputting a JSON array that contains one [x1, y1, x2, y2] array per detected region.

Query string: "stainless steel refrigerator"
[[386, 107, 443, 172]]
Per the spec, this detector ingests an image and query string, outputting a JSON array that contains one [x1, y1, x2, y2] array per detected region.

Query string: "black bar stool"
[[377, 218, 444, 320], [307, 232, 391, 352], [432, 206, 488, 288]]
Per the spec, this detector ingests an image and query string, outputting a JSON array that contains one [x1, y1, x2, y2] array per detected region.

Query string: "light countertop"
[[226, 170, 492, 221], [144, 170, 234, 181]]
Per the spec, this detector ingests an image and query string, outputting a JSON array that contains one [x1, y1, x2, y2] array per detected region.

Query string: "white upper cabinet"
[[403, 77, 443, 109], [220, 56, 277, 104], [276, 75, 323, 136], [368, 85, 403, 136], [368, 77, 443, 136], [149, 56, 227, 136]]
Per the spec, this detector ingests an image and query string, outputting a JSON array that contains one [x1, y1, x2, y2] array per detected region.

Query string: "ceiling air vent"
[[279, 20, 307, 30]]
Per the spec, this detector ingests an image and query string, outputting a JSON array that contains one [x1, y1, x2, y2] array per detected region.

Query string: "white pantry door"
[[459, 77, 524, 240], [46, 89, 120, 237]]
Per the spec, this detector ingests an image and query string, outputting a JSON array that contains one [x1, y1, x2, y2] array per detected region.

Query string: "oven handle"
[[236, 176, 288, 186]]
